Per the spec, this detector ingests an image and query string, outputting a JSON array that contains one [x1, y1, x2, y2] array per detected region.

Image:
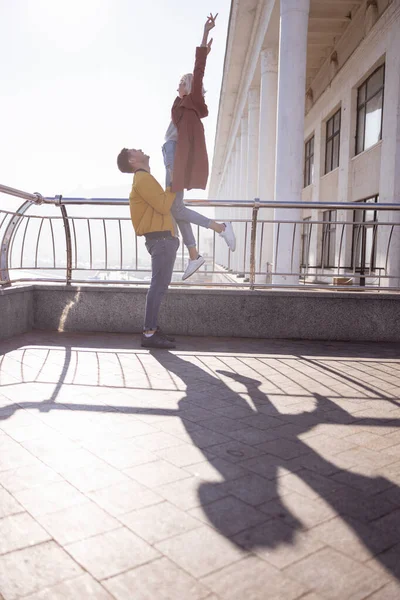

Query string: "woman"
[[162, 13, 236, 281]]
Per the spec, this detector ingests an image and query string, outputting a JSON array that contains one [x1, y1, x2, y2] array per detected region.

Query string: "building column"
[[258, 47, 279, 281], [378, 26, 400, 287], [247, 87, 260, 279], [237, 115, 248, 276], [247, 88, 260, 200], [230, 137, 241, 271], [274, 0, 310, 284]]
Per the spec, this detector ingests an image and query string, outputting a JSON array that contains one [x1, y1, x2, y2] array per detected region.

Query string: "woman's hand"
[[204, 13, 218, 34], [201, 13, 217, 47]]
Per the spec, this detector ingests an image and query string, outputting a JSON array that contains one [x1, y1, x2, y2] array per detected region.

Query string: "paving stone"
[[104, 557, 210, 600], [311, 516, 393, 561], [0, 463, 62, 493], [204, 440, 265, 463], [62, 463, 131, 493], [239, 414, 284, 431], [227, 427, 279, 446], [285, 547, 387, 600], [0, 512, 50, 555], [302, 434, 357, 456], [223, 473, 283, 506], [0, 541, 82, 599], [241, 455, 300, 481], [198, 416, 250, 434], [66, 527, 159, 580], [0, 487, 23, 518], [258, 492, 336, 530], [256, 438, 310, 460], [188, 428, 232, 449], [124, 458, 191, 488], [120, 501, 202, 544], [156, 443, 214, 467], [88, 479, 162, 516], [131, 431, 185, 452], [365, 582, 400, 599], [22, 574, 114, 599], [233, 519, 325, 569], [13, 481, 86, 517], [189, 495, 268, 536], [92, 443, 158, 470], [36, 501, 120, 544], [0, 443, 38, 472], [155, 525, 246, 578], [157, 476, 229, 511], [201, 556, 307, 600], [185, 457, 247, 482]]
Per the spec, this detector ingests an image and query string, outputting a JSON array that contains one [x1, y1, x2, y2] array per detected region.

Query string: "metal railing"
[[1, 182, 400, 291]]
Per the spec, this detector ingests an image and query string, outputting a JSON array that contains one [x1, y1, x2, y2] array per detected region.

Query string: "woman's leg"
[[163, 141, 199, 259]]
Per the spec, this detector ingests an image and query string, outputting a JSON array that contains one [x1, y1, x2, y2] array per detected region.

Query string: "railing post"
[[249, 198, 260, 290], [56, 196, 72, 285], [0, 200, 33, 287]]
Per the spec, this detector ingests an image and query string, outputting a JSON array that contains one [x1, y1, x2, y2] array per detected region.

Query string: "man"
[[117, 148, 178, 349]]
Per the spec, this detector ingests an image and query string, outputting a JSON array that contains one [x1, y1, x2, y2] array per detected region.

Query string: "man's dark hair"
[[117, 148, 134, 173]]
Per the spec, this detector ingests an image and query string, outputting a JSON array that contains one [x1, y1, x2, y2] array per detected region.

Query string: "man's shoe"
[[220, 222, 236, 252], [182, 255, 206, 280], [157, 326, 175, 342], [141, 330, 176, 349]]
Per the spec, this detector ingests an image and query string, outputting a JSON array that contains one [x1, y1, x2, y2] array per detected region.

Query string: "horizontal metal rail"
[[1, 181, 400, 291]]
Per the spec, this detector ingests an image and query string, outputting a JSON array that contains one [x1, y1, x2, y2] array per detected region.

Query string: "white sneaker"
[[220, 222, 236, 252], [182, 255, 206, 280]]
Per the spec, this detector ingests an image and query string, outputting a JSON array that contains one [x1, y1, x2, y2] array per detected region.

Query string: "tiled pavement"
[[0, 331, 400, 599]]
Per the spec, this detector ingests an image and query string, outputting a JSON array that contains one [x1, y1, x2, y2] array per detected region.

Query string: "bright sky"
[[0, 0, 230, 202]]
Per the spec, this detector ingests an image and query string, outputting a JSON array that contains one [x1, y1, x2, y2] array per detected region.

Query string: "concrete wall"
[[32, 284, 400, 343], [0, 286, 33, 341]]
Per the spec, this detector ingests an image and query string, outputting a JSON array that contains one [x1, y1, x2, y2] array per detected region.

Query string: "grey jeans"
[[162, 140, 211, 249], [144, 235, 179, 331]]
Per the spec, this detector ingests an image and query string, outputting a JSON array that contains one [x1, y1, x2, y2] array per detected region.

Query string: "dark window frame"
[[301, 217, 312, 272], [321, 210, 337, 269], [304, 136, 315, 188], [325, 109, 341, 174], [355, 64, 385, 155], [351, 196, 379, 283]]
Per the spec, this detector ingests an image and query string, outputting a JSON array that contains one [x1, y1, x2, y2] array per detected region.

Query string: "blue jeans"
[[144, 235, 179, 330], [162, 140, 211, 249]]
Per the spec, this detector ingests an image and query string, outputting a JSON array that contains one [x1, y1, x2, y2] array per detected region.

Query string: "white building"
[[209, 0, 400, 287]]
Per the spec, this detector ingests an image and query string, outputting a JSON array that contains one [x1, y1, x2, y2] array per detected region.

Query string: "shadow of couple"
[[152, 350, 400, 581]]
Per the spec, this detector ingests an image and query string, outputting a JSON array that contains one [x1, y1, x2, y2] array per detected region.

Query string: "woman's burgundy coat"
[[171, 46, 209, 192]]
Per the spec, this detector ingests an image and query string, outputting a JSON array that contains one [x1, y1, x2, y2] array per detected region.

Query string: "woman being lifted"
[[162, 13, 236, 280]]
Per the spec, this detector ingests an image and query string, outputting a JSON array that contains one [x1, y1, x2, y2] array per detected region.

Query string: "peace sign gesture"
[[204, 12, 218, 34], [201, 13, 218, 50]]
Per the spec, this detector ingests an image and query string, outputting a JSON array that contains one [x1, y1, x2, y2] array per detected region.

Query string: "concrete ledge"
[[32, 284, 400, 342], [0, 286, 34, 341]]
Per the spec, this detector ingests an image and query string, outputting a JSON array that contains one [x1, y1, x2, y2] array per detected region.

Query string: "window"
[[321, 210, 337, 268], [304, 137, 314, 187], [352, 196, 378, 281], [301, 217, 311, 272], [325, 109, 341, 174], [356, 65, 385, 155]]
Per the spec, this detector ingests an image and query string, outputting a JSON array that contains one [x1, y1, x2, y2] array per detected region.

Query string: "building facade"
[[209, 0, 400, 287]]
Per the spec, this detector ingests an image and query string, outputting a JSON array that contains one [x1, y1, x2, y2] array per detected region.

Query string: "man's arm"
[[134, 172, 175, 216]]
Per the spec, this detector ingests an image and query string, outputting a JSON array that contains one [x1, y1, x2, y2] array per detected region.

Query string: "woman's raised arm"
[[192, 13, 218, 99]]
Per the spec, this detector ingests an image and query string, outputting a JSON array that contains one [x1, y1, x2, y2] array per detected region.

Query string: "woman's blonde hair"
[[181, 73, 206, 96]]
